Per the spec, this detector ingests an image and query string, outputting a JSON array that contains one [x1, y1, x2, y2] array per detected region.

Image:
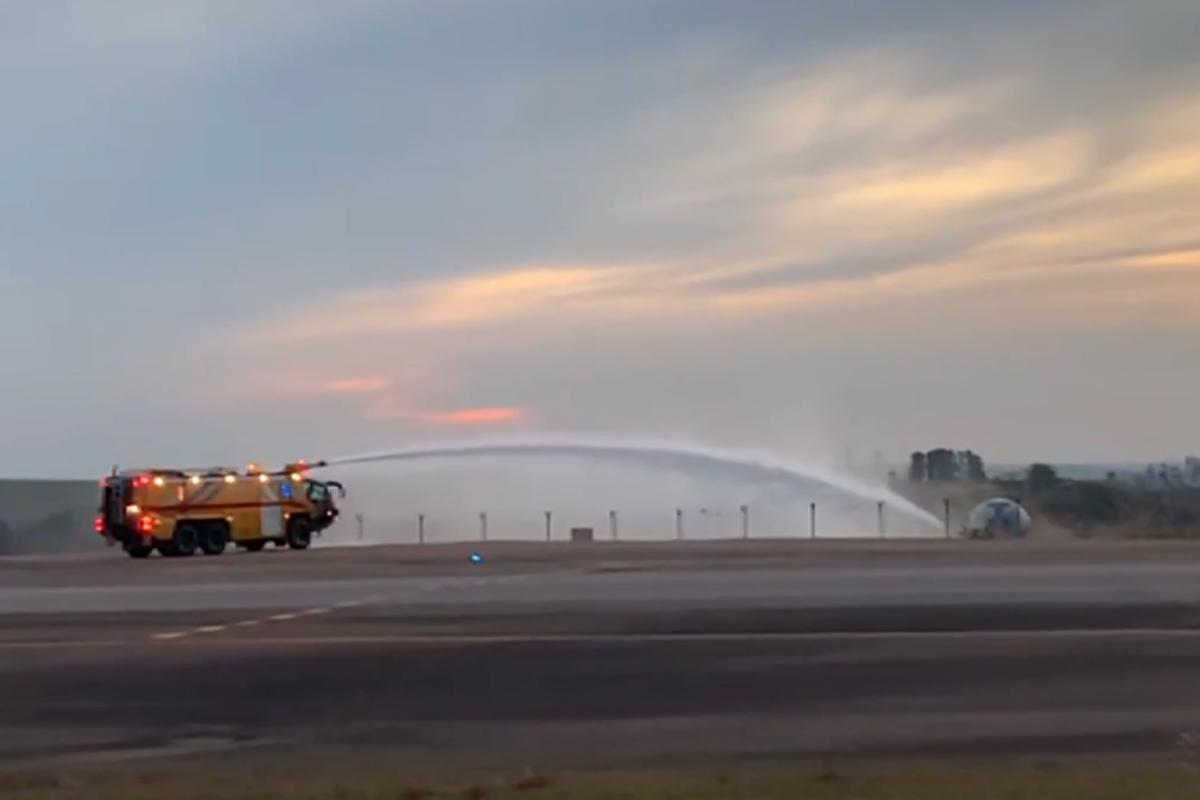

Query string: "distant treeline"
[[0, 480, 99, 556], [907, 448, 987, 483], [1131, 457, 1200, 489]]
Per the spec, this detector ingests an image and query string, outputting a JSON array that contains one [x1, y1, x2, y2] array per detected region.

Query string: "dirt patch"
[[3, 760, 1200, 799]]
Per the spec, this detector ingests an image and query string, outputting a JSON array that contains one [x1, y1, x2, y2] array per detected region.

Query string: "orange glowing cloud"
[[322, 376, 389, 394], [246, 263, 664, 345], [418, 406, 524, 425], [826, 134, 1086, 215]]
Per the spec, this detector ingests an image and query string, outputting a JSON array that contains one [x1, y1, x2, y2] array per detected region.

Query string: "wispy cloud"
[[245, 264, 667, 344], [362, 397, 527, 426], [321, 377, 390, 394], [417, 407, 525, 425], [823, 134, 1087, 215], [9, 1, 1200, 470], [216, 35, 1199, 360]]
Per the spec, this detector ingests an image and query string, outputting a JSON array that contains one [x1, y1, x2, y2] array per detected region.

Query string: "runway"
[[4, 541, 1200, 768]]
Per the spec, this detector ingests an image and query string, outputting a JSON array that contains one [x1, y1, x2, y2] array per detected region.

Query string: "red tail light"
[[94, 515, 105, 535], [138, 515, 158, 534], [133, 475, 152, 488]]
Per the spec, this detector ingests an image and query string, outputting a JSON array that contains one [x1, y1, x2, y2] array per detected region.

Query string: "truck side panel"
[[132, 476, 310, 542]]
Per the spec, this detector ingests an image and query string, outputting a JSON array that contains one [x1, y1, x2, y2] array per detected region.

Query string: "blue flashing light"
[[469, 552, 485, 565]]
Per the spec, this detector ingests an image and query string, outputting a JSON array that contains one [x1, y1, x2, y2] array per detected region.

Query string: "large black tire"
[[166, 523, 199, 557], [124, 542, 152, 559], [241, 540, 266, 552], [286, 516, 312, 550], [199, 523, 229, 556]]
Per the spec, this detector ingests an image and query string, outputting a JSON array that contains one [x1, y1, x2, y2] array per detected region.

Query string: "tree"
[[1028, 463, 1060, 495], [908, 452, 927, 483], [1168, 465, 1184, 487], [926, 448, 960, 482], [1145, 464, 1161, 487], [960, 450, 987, 482], [909, 447, 987, 483], [0, 519, 15, 556]]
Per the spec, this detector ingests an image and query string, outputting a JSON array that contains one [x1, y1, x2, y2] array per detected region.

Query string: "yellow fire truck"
[[97, 462, 344, 559]]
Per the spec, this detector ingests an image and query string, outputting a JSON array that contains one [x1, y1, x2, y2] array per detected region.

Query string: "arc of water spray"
[[324, 439, 941, 529]]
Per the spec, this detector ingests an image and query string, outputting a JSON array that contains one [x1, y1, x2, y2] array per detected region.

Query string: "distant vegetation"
[[1131, 456, 1200, 489], [1039, 481, 1138, 528], [0, 480, 97, 556], [1038, 481, 1200, 537], [1026, 463, 1060, 495], [907, 448, 987, 483], [897, 451, 1200, 539]]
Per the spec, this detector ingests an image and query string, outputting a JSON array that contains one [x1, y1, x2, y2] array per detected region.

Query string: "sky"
[[2, 0, 1199, 478]]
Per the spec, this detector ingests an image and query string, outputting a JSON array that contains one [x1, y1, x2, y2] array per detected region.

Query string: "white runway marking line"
[[151, 596, 374, 642], [178, 627, 1200, 647], [0, 640, 124, 650]]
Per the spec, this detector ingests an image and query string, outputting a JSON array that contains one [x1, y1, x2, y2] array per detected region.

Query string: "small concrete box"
[[570, 527, 594, 543]]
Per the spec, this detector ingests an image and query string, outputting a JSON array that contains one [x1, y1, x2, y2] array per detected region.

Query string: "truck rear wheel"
[[124, 542, 152, 559], [199, 523, 228, 556], [286, 516, 312, 550], [164, 523, 199, 557]]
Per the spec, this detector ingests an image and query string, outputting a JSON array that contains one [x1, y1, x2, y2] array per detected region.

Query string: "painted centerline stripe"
[[0, 640, 124, 650], [164, 627, 1200, 646], [149, 595, 376, 641]]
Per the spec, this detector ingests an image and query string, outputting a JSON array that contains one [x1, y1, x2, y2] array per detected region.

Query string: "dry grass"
[[2, 760, 1200, 800]]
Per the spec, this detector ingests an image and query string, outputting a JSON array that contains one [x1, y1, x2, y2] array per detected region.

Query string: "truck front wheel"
[[286, 517, 312, 550]]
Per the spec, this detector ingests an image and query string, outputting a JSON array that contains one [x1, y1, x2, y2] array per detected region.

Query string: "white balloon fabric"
[[967, 497, 1031, 538]]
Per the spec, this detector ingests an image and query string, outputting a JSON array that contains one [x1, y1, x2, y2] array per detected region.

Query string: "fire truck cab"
[[98, 463, 343, 559]]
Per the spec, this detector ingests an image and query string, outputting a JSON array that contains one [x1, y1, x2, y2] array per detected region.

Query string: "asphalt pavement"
[[4, 540, 1200, 768]]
